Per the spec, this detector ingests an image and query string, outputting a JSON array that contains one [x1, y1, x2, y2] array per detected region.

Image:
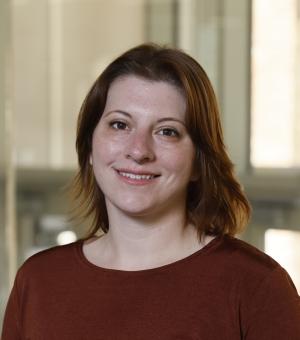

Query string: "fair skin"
[[83, 75, 215, 270]]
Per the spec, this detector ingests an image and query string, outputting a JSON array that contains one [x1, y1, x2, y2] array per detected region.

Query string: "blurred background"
[[1, 0, 300, 326]]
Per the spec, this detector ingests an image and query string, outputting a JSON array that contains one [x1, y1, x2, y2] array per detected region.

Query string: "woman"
[[2, 44, 300, 339]]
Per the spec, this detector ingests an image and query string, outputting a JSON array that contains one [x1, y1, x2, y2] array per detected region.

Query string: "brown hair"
[[72, 43, 251, 240]]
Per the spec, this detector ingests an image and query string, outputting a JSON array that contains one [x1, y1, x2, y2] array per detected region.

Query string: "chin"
[[118, 204, 156, 217], [106, 195, 155, 215]]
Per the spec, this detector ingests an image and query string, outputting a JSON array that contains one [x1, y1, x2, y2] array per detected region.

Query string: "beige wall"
[[13, 0, 146, 169], [0, 0, 10, 327]]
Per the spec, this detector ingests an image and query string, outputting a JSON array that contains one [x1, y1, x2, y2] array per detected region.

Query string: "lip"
[[114, 168, 160, 186], [116, 168, 160, 176]]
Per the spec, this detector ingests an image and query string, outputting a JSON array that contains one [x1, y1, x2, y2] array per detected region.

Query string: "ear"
[[89, 155, 93, 165]]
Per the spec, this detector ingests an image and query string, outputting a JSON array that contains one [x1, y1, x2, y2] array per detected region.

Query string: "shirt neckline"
[[75, 234, 225, 276]]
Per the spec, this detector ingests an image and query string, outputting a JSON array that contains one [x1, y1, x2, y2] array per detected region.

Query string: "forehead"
[[104, 75, 186, 119]]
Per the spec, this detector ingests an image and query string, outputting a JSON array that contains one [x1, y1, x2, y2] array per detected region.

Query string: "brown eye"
[[110, 121, 128, 130], [158, 128, 180, 137]]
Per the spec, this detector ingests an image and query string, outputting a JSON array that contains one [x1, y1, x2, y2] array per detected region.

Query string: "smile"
[[119, 172, 155, 180], [115, 169, 160, 185]]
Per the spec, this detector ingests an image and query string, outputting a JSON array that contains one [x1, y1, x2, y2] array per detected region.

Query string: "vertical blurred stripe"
[[4, 1, 17, 288]]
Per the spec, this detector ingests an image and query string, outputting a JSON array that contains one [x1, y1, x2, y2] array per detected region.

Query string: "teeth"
[[119, 171, 155, 180]]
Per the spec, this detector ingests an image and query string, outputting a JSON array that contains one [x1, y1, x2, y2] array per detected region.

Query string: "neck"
[[95, 202, 203, 270]]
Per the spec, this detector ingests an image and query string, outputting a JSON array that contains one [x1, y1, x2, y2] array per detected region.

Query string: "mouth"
[[115, 169, 160, 183]]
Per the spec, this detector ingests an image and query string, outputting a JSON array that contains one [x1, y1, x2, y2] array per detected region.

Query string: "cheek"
[[92, 123, 127, 159], [92, 145, 112, 169], [92, 133, 121, 164], [162, 147, 196, 177]]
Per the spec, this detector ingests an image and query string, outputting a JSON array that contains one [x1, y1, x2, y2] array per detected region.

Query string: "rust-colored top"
[[2, 235, 300, 339]]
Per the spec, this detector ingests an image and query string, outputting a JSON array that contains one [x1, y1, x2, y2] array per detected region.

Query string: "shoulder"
[[16, 241, 82, 284], [208, 235, 289, 291], [215, 235, 299, 297], [218, 234, 280, 273], [22, 240, 80, 267], [218, 237, 300, 335]]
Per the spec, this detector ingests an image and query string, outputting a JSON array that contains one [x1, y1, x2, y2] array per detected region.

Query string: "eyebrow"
[[103, 110, 131, 118], [103, 110, 186, 127]]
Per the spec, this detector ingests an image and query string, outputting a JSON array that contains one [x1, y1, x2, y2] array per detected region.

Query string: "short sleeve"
[[1, 272, 22, 340], [242, 266, 300, 339]]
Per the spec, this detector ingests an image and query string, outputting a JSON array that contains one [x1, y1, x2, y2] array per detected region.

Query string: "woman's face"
[[91, 75, 196, 218]]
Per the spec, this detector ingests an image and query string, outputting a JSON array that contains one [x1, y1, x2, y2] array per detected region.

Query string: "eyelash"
[[109, 121, 128, 130], [109, 120, 180, 138], [157, 128, 180, 138]]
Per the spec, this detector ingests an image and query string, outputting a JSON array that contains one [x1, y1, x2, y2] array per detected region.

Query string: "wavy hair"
[[71, 43, 251, 240]]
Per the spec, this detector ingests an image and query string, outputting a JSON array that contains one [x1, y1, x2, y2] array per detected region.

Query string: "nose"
[[125, 130, 155, 164]]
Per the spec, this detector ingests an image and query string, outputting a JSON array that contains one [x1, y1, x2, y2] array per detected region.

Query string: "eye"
[[157, 128, 180, 137], [110, 121, 128, 130]]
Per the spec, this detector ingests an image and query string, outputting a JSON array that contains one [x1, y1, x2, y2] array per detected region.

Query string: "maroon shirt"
[[2, 235, 300, 339]]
